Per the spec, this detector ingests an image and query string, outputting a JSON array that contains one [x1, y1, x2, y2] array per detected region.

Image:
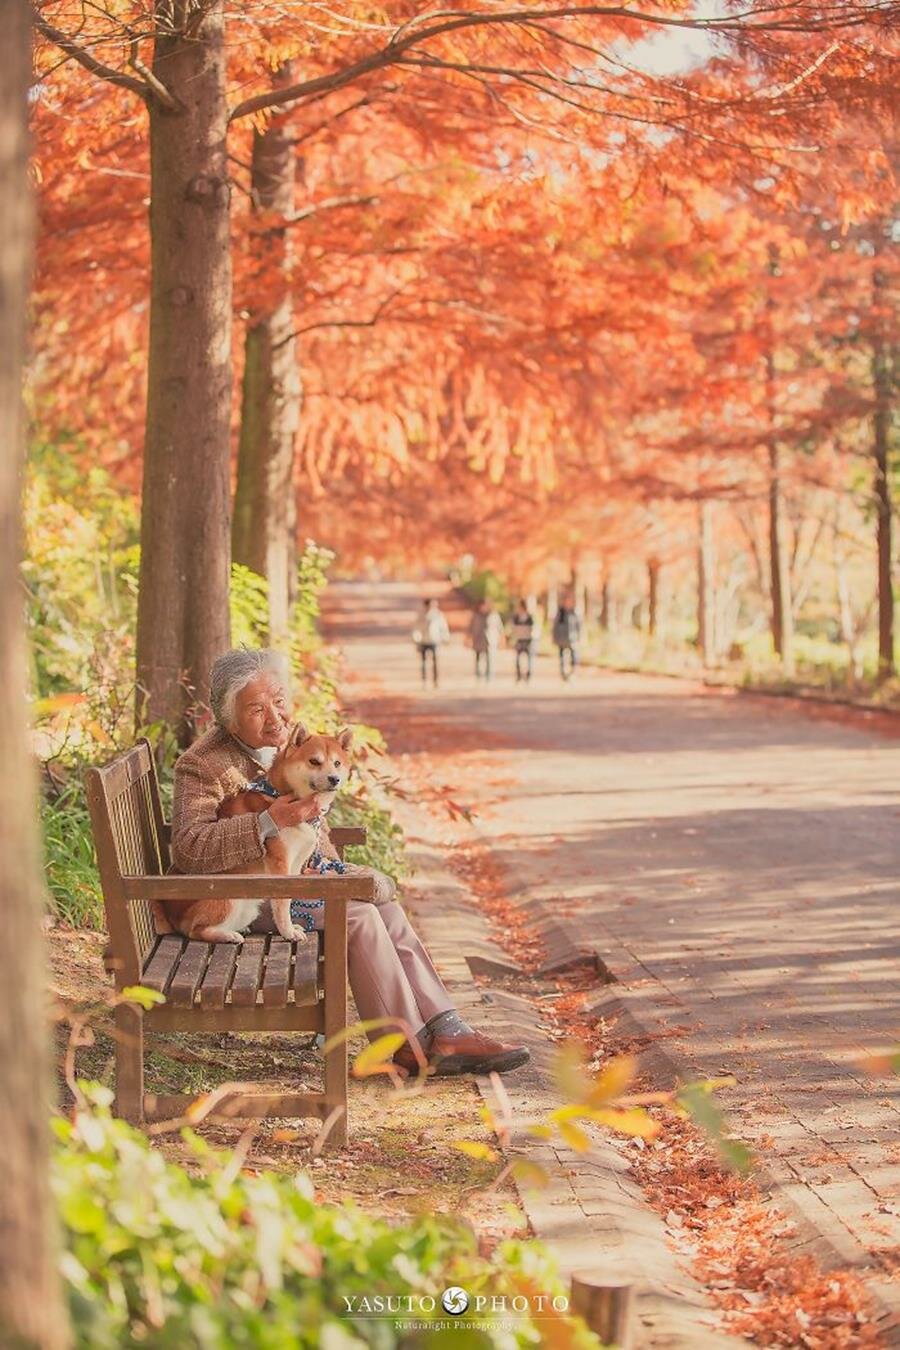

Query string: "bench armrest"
[[329, 826, 367, 847], [121, 874, 375, 902]]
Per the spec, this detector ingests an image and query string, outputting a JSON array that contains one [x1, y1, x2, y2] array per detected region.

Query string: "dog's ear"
[[337, 727, 353, 753], [287, 721, 310, 747]]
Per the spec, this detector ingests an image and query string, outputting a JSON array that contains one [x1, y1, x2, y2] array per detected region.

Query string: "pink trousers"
[[252, 899, 454, 1040]]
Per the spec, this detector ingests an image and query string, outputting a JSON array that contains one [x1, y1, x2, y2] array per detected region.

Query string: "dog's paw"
[[288, 926, 311, 943], [222, 931, 245, 944]]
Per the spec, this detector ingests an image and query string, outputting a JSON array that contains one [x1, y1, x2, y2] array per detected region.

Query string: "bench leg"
[[114, 1002, 144, 1124], [322, 898, 348, 1150], [323, 1047, 348, 1150]]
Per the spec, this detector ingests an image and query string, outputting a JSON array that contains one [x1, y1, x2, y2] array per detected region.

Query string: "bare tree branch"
[[284, 192, 379, 225], [272, 287, 408, 349], [128, 35, 179, 110], [228, 2, 893, 122], [32, 8, 150, 101], [289, 91, 389, 147]]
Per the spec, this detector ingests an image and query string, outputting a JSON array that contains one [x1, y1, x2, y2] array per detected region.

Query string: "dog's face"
[[274, 724, 353, 807]]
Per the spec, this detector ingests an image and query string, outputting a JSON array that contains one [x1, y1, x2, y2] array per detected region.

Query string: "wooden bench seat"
[[141, 932, 321, 1013], [85, 738, 373, 1145]]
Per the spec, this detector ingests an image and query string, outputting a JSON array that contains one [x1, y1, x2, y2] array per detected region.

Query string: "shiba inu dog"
[[153, 724, 352, 944]]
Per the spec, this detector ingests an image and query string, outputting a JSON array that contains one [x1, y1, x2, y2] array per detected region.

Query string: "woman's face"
[[231, 674, 290, 748]]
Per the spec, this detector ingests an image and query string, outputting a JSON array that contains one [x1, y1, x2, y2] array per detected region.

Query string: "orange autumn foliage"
[[30, 1, 897, 577]]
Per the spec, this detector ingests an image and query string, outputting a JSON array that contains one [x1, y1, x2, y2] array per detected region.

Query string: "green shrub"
[[230, 564, 271, 651], [329, 792, 408, 885], [293, 541, 335, 642], [457, 569, 511, 612], [54, 1087, 597, 1349], [23, 440, 139, 700], [42, 781, 105, 930]]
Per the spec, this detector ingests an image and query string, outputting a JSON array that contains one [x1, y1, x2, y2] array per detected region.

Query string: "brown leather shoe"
[[394, 1032, 530, 1078]]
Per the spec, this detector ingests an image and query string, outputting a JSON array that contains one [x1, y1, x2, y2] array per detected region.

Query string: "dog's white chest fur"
[[279, 821, 318, 873]]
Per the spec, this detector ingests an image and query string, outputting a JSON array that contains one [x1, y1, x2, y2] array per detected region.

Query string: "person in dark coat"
[[552, 601, 582, 681]]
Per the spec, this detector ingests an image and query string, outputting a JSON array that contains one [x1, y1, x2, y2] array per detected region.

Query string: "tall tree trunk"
[[697, 500, 716, 665], [0, 6, 70, 1344], [569, 557, 583, 612], [765, 245, 795, 677], [546, 582, 558, 627], [872, 240, 895, 679], [832, 501, 868, 682], [136, 0, 232, 744], [233, 77, 300, 641], [648, 559, 660, 637], [599, 577, 611, 631], [768, 438, 795, 676]]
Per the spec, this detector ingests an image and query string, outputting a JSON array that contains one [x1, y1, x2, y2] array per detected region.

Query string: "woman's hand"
[[268, 793, 320, 830]]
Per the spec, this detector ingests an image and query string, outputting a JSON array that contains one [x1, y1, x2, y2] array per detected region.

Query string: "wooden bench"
[[85, 738, 374, 1147]]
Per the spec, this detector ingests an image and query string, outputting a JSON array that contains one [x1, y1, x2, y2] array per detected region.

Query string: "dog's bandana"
[[245, 777, 279, 800], [307, 850, 347, 876]]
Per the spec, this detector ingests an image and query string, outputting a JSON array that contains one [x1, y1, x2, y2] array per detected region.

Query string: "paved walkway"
[[383, 732, 748, 1348], [325, 580, 900, 1339]]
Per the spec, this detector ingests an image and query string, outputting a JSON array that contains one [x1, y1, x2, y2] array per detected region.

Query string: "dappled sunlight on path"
[[325, 578, 900, 1337]]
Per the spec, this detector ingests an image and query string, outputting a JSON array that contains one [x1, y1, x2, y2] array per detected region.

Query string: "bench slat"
[[231, 936, 267, 1007], [101, 745, 150, 799], [142, 936, 185, 994], [293, 936, 319, 1008], [168, 941, 212, 1008], [199, 943, 239, 1009], [261, 939, 292, 1007]]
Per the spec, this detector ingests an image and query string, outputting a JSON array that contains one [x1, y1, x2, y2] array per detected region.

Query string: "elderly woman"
[[171, 648, 529, 1078]]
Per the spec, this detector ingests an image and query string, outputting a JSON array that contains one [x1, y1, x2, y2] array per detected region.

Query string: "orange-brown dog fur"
[[154, 724, 352, 944]]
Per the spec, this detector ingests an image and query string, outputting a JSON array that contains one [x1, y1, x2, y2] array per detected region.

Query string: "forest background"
[[2, 0, 897, 1345], [27, 0, 899, 739]]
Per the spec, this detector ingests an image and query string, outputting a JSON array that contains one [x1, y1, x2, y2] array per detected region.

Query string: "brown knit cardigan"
[[170, 726, 276, 874]]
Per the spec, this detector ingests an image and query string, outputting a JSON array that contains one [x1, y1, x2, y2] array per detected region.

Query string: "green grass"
[[42, 780, 105, 930], [578, 624, 900, 709]]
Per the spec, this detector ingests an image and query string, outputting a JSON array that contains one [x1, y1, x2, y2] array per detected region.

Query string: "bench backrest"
[[85, 739, 169, 980]]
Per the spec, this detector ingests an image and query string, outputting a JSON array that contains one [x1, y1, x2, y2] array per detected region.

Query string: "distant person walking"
[[413, 597, 450, 688], [510, 599, 538, 683], [468, 600, 504, 681], [553, 600, 582, 681]]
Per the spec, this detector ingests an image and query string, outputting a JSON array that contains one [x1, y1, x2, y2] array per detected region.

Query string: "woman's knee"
[[376, 901, 419, 942], [341, 862, 397, 905], [346, 900, 387, 935]]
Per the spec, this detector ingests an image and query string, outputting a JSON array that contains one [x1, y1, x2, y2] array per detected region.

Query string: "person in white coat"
[[413, 597, 450, 687]]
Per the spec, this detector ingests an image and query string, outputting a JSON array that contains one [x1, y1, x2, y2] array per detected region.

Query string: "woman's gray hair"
[[209, 648, 292, 729]]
